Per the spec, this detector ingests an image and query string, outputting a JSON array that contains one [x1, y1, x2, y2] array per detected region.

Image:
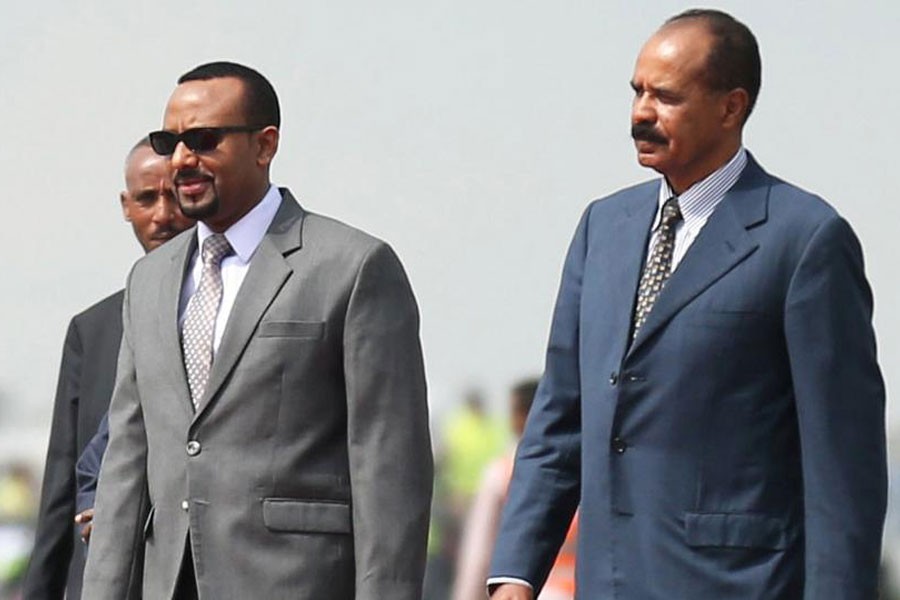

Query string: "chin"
[[637, 152, 670, 171], [636, 154, 658, 169], [179, 196, 219, 221]]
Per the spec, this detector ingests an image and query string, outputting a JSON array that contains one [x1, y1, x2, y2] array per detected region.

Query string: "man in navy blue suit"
[[489, 9, 886, 599]]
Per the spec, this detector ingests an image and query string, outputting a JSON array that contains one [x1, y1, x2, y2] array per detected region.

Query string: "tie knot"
[[661, 197, 682, 227], [201, 233, 232, 266]]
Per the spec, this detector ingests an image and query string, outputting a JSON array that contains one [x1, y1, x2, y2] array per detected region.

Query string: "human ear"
[[256, 126, 280, 167]]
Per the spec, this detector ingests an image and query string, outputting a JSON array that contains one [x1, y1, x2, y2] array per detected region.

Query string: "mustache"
[[173, 169, 213, 184], [631, 122, 668, 145]]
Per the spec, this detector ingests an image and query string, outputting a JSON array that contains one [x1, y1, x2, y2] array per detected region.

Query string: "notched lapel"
[[192, 192, 305, 420], [594, 190, 658, 358], [628, 167, 769, 355], [160, 233, 196, 416]]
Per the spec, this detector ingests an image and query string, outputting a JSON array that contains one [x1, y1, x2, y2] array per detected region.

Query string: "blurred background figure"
[[452, 379, 578, 600], [444, 388, 509, 512], [426, 388, 508, 599], [0, 461, 38, 599]]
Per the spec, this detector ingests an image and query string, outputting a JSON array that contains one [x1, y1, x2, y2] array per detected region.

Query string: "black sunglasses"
[[148, 125, 264, 155]]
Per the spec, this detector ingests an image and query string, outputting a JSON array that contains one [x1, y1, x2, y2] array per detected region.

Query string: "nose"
[[171, 140, 198, 171], [151, 196, 176, 224], [631, 92, 655, 125]]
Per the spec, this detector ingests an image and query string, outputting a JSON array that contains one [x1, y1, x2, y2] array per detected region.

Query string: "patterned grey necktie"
[[632, 197, 683, 339], [182, 233, 233, 410]]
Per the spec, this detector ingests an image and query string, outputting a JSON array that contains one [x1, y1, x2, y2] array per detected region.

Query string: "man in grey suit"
[[82, 62, 433, 599], [490, 9, 885, 599], [23, 138, 193, 599]]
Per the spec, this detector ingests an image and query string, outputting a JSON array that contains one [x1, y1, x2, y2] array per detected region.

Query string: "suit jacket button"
[[612, 437, 627, 454], [186, 440, 201, 456], [181, 500, 190, 511], [609, 372, 619, 386]]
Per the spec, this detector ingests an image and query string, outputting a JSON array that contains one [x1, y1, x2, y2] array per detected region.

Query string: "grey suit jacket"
[[82, 190, 433, 599]]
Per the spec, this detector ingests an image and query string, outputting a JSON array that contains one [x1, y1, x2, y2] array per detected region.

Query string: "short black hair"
[[178, 61, 281, 128], [511, 378, 540, 417], [666, 9, 761, 121], [124, 135, 152, 169]]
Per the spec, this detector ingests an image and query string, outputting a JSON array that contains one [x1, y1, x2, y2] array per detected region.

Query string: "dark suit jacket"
[[23, 290, 124, 600], [490, 156, 886, 599], [83, 190, 433, 599]]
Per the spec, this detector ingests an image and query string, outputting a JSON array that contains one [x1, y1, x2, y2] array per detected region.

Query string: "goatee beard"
[[178, 193, 220, 220], [176, 177, 220, 221]]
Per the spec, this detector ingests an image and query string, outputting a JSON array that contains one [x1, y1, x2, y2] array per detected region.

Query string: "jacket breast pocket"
[[683, 512, 796, 550], [688, 309, 776, 329], [262, 498, 351, 534], [257, 320, 325, 339], [686, 310, 778, 350]]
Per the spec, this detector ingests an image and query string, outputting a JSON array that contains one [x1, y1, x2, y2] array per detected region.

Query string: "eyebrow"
[[631, 80, 681, 100], [133, 189, 162, 201]]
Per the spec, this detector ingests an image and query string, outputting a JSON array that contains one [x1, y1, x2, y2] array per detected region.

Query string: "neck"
[[665, 139, 741, 195]]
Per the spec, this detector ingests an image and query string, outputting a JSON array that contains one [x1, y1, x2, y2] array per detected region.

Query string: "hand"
[[490, 583, 533, 600], [74, 508, 94, 544]]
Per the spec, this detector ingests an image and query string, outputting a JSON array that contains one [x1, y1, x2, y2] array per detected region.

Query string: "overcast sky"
[[2, 0, 897, 497]]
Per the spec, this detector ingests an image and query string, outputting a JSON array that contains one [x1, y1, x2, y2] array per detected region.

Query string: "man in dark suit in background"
[[489, 9, 886, 599], [23, 138, 193, 599]]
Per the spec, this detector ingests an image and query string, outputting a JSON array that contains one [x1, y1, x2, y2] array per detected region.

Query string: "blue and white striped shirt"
[[649, 147, 748, 270]]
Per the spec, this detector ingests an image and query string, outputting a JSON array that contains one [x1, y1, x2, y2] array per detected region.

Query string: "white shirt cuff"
[[486, 577, 534, 597]]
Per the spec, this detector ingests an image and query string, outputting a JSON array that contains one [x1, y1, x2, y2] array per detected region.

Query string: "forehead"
[[163, 77, 247, 130], [633, 22, 713, 87], [126, 148, 170, 186]]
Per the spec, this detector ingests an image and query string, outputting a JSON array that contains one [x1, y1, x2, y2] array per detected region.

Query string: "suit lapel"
[[628, 157, 769, 355], [192, 190, 305, 419], [159, 232, 197, 416], [597, 187, 658, 359]]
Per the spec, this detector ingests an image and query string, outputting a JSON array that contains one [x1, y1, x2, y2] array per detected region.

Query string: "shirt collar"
[[654, 147, 748, 229], [195, 184, 282, 263]]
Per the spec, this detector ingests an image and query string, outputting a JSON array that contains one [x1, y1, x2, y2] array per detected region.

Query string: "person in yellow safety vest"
[[452, 379, 578, 600], [443, 389, 509, 507]]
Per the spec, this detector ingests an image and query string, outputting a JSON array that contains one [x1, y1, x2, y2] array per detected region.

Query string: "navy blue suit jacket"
[[24, 291, 124, 600], [490, 156, 886, 599], [76, 412, 109, 513]]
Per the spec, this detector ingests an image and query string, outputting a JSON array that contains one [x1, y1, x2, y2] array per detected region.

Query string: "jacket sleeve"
[[22, 317, 83, 599], [75, 412, 110, 513], [343, 242, 433, 600], [489, 208, 588, 592], [784, 215, 887, 600]]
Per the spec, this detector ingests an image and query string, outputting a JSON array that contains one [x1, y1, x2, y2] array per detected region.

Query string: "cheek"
[[661, 115, 692, 151], [131, 207, 156, 226], [198, 156, 221, 179], [655, 110, 676, 139], [210, 158, 239, 190]]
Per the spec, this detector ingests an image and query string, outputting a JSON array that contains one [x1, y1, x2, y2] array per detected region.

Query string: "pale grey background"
[[1, 0, 897, 557]]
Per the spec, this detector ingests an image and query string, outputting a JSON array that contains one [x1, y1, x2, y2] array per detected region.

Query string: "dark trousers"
[[173, 537, 199, 600]]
